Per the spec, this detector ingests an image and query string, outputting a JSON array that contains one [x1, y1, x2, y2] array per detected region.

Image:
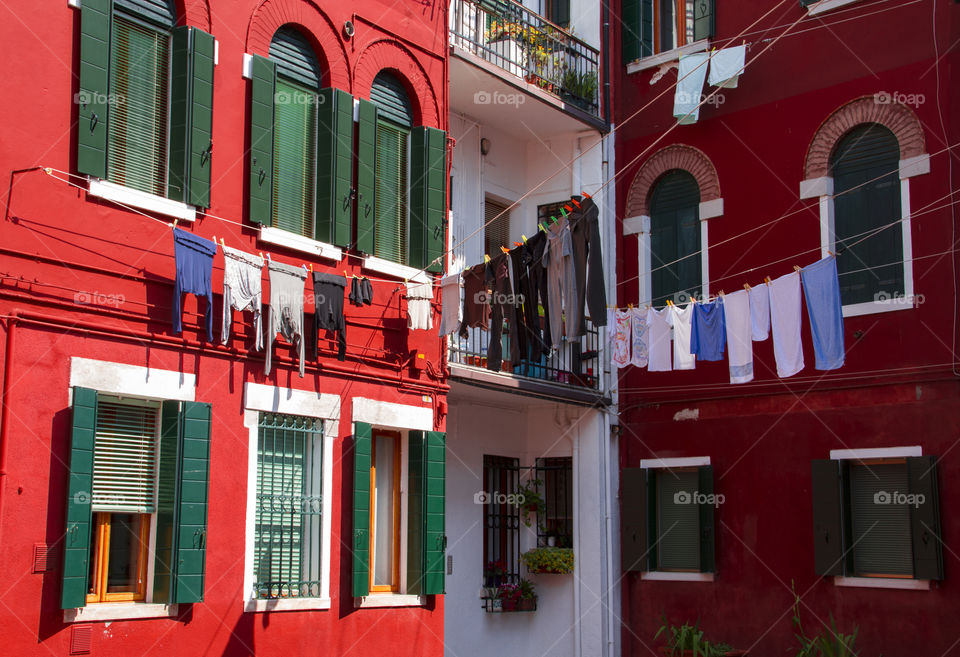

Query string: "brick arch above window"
[[353, 40, 440, 129], [245, 0, 351, 91], [803, 96, 926, 180], [179, 0, 211, 31], [624, 144, 721, 220]]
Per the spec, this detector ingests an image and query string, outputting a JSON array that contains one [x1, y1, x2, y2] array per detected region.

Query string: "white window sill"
[[64, 603, 178, 623], [640, 571, 714, 582], [842, 296, 916, 318], [354, 594, 426, 608], [87, 178, 196, 222], [363, 255, 430, 284], [834, 576, 929, 591], [244, 597, 332, 613], [807, 0, 863, 17], [258, 226, 343, 262], [626, 40, 710, 74]]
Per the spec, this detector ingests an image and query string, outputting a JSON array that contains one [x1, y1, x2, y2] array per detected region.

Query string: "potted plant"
[[497, 582, 522, 611], [561, 68, 598, 110], [518, 578, 537, 611], [517, 480, 545, 527], [655, 617, 748, 657], [484, 559, 507, 587], [791, 585, 859, 656], [522, 547, 574, 574]]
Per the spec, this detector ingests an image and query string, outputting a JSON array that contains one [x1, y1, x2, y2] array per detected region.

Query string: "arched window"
[[371, 72, 414, 264], [830, 124, 903, 306], [76, 0, 215, 208], [268, 27, 322, 237], [649, 170, 701, 307]]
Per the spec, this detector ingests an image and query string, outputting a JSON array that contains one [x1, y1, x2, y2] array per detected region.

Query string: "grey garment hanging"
[[221, 246, 265, 350], [265, 260, 308, 377], [560, 219, 579, 339]]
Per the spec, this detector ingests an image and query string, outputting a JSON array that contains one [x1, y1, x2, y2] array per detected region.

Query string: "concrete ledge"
[[65, 603, 178, 623], [448, 363, 608, 407], [899, 154, 930, 180], [800, 176, 833, 200], [834, 576, 929, 591], [623, 215, 650, 236], [699, 198, 724, 220]]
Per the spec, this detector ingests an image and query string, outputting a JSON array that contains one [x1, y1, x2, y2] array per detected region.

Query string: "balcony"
[[449, 317, 606, 404], [449, 0, 603, 125]]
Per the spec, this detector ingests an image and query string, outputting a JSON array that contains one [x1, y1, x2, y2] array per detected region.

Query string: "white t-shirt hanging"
[[646, 306, 673, 372], [769, 272, 804, 378], [667, 302, 696, 370]]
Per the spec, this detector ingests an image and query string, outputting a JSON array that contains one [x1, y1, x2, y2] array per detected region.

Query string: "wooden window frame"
[[369, 429, 402, 593], [86, 512, 151, 604], [654, 0, 690, 55]]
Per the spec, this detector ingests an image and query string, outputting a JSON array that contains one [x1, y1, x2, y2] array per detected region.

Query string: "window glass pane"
[[831, 124, 903, 305], [254, 413, 323, 598], [107, 15, 169, 196], [375, 122, 409, 264], [658, 0, 677, 51], [650, 170, 701, 306], [849, 462, 913, 577], [272, 80, 317, 238], [106, 513, 144, 593], [484, 198, 511, 256], [373, 434, 397, 587], [655, 470, 700, 571]]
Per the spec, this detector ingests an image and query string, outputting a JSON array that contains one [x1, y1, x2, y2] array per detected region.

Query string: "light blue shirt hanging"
[[674, 52, 710, 125], [800, 256, 845, 370]]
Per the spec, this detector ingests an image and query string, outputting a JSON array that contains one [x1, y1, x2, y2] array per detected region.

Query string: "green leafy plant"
[[655, 616, 733, 657], [519, 578, 536, 600], [517, 480, 545, 527], [561, 69, 597, 104], [791, 584, 859, 657], [522, 547, 575, 574]]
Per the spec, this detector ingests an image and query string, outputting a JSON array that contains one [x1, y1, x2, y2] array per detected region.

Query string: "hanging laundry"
[[690, 299, 726, 361], [749, 283, 770, 341], [172, 228, 218, 342], [561, 218, 579, 340], [511, 244, 536, 363], [646, 306, 673, 372], [581, 197, 608, 327], [800, 256, 845, 370], [608, 308, 632, 369], [221, 245, 264, 350], [348, 277, 363, 307], [723, 290, 754, 384], [265, 260, 308, 377], [708, 45, 746, 88], [459, 263, 490, 337], [486, 253, 519, 371], [361, 278, 373, 305], [406, 281, 434, 331], [524, 231, 552, 352], [312, 272, 346, 362], [768, 271, 804, 378], [545, 221, 565, 346], [630, 307, 649, 368], [438, 273, 462, 336], [668, 302, 697, 370], [569, 206, 590, 337], [674, 52, 709, 124]]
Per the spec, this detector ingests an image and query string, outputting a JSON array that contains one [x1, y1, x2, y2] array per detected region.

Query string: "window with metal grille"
[[536, 457, 573, 547], [830, 123, 904, 306], [253, 413, 324, 599], [375, 121, 410, 264], [106, 14, 170, 197], [484, 198, 511, 256], [650, 169, 701, 307], [482, 455, 520, 585]]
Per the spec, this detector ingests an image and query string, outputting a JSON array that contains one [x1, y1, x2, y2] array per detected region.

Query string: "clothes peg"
[[582, 192, 592, 199], [744, 283, 751, 291], [259, 252, 265, 260], [500, 246, 510, 254], [793, 265, 802, 273], [560, 208, 568, 217], [538, 223, 546, 232], [309, 264, 314, 272], [550, 216, 559, 225], [484, 254, 491, 263], [220, 238, 225, 248], [666, 299, 673, 307], [718, 290, 725, 297], [570, 198, 581, 208], [173, 219, 179, 229], [512, 241, 522, 247], [627, 303, 634, 309], [521, 234, 528, 243], [563, 205, 573, 213], [212, 234, 217, 245], [764, 276, 772, 285]]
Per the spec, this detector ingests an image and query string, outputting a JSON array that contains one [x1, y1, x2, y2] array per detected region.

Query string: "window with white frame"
[[649, 170, 702, 307], [622, 0, 714, 63]]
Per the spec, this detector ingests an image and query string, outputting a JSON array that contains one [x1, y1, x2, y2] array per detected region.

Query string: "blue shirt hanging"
[[690, 299, 726, 361], [172, 227, 218, 341], [800, 256, 845, 370]]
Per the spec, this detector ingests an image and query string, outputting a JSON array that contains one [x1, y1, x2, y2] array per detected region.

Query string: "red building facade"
[[0, 0, 449, 655], [615, 0, 960, 654]]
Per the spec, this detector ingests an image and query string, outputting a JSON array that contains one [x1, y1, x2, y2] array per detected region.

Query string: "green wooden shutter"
[[114, 0, 175, 27], [698, 465, 715, 573], [77, 0, 112, 178], [908, 456, 943, 580], [409, 127, 447, 273], [547, 0, 570, 28], [249, 55, 276, 225], [422, 431, 446, 594], [61, 388, 97, 609], [374, 122, 409, 264], [621, 0, 653, 63], [651, 170, 701, 306], [656, 469, 700, 571], [316, 88, 354, 247], [407, 431, 425, 595], [153, 400, 212, 604], [168, 27, 214, 206], [810, 459, 845, 576], [356, 99, 378, 255], [849, 462, 913, 577], [352, 422, 372, 597], [272, 79, 317, 237], [692, 0, 715, 42], [371, 73, 413, 128], [621, 467, 648, 572]]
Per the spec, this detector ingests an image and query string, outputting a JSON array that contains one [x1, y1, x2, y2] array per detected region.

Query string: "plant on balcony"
[[522, 547, 574, 574], [561, 68, 598, 110], [655, 616, 747, 657], [517, 479, 545, 527]]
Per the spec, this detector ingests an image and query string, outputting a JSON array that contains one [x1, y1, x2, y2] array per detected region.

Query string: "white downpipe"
[[573, 418, 582, 657]]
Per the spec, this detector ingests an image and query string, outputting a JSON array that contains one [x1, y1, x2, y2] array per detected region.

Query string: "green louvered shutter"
[[77, 0, 112, 178], [621, 0, 640, 63], [153, 400, 179, 603], [693, 0, 715, 42], [410, 127, 447, 273], [698, 465, 715, 573], [908, 456, 943, 580], [374, 122, 409, 264], [810, 459, 845, 577], [249, 55, 276, 225], [651, 170, 701, 307], [316, 88, 354, 247], [422, 431, 446, 594], [114, 0, 175, 27], [656, 469, 700, 571], [621, 468, 648, 572], [407, 431, 425, 594], [168, 27, 214, 207], [352, 422, 372, 597], [61, 387, 97, 609], [272, 79, 317, 237], [356, 99, 378, 254]]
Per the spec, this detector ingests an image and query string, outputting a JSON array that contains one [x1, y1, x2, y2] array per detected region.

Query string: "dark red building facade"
[[0, 0, 450, 655], [615, 0, 960, 654]]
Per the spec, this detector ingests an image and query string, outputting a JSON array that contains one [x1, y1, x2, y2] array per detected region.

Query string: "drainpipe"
[[601, 0, 612, 126], [0, 312, 19, 549], [572, 418, 582, 657]]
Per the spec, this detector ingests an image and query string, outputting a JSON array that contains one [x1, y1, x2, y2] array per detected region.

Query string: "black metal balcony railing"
[[450, 0, 601, 118], [450, 317, 602, 392]]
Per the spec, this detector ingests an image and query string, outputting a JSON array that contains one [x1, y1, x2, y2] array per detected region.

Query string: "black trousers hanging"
[[312, 272, 347, 361], [486, 253, 519, 371]]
